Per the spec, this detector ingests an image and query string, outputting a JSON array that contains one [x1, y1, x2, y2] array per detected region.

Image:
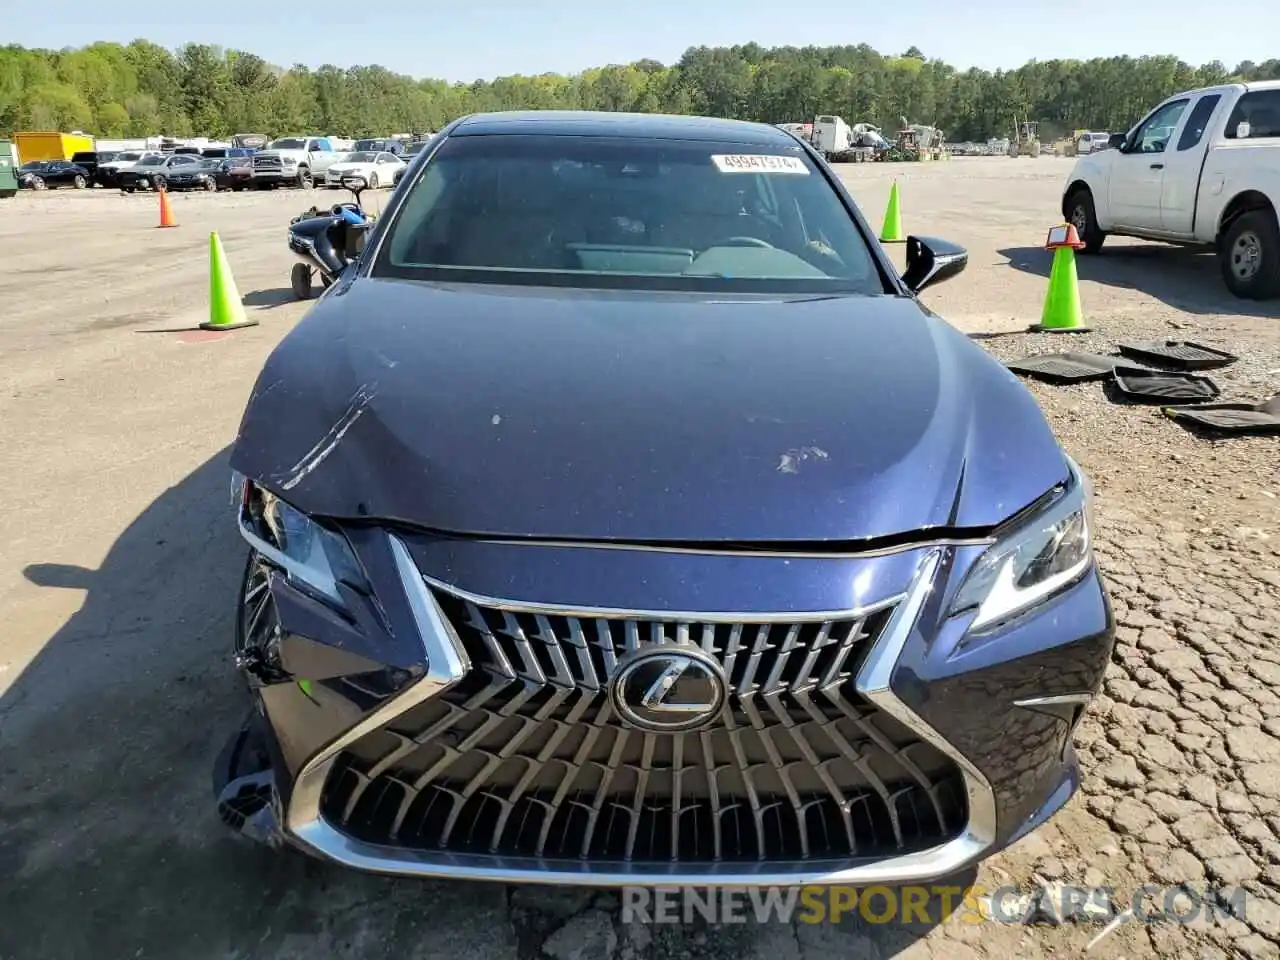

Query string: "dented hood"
[[230, 279, 1069, 542]]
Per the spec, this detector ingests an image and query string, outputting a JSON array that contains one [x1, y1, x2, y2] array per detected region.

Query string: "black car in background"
[[354, 138, 405, 156], [119, 154, 215, 192], [17, 160, 92, 189], [70, 150, 121, 187], [207, 157, 254, 191], [201, 147, 256, 161], [392, 135, 437, 185]]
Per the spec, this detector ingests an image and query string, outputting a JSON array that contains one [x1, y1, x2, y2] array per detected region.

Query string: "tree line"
[[2, 40, 1278, 145]]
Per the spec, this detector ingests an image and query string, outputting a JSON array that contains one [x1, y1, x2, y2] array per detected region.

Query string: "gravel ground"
[[0, 160, 1278, 960]]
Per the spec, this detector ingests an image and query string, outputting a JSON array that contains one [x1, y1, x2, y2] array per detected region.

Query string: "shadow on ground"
[[243, 287, 298, 309], [0, 449, 514, 960], [999, 243, 1280, 319], [0, 449, 958, 959]]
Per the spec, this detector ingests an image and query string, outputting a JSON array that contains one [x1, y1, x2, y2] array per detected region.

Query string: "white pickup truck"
[[1062, 80, 1280, 300], [251, 136, 341, 189]]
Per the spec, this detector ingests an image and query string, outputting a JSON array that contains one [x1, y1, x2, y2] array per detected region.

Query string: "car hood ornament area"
[[609, 645, 729, 733]]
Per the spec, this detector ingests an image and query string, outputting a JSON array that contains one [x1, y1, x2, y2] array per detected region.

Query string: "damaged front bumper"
[[212, 478, 1115, 886]]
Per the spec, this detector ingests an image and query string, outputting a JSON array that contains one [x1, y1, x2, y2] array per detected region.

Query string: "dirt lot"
[[1, 159, 1278, 960]]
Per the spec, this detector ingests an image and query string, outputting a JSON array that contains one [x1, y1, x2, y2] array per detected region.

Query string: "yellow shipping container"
[[13, 131, 95, 163]]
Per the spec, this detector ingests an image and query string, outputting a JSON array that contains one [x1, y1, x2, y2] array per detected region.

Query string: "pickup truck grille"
[[253, 156, 282, 172]]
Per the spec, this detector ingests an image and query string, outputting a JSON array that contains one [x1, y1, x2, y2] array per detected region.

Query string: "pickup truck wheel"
[[1066, 188, 1106, 254], [297, 168, 313, 189], [1219, 210, 1280, 300]]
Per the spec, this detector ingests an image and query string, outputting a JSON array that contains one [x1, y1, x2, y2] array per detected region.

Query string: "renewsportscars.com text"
[[621, 884, 1249, 926]]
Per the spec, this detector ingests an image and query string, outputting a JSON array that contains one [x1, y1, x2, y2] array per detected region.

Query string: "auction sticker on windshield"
[[711, 155, 809, 174]]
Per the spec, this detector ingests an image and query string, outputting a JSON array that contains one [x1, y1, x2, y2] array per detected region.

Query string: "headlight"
[[949, 456, 1094, 633], [236, 477, 368, 607]]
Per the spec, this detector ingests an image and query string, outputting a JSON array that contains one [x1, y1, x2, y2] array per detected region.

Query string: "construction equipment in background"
[[1008, 119, 1042, 157], [808, 116, 886, 162], [874, 117, 947, 162]]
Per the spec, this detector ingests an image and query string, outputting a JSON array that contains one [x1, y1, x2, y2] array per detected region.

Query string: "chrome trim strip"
[[421, 572, 906, 624], [286, 535, 470, 854], [285, 543, 999, 885], [856, 549, 998, 870], [1013, 693, 1093, 708], [441, 534, 995, 561]]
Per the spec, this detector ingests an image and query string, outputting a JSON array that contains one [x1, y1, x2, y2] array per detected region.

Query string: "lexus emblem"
[[610, 646, 728, 734]]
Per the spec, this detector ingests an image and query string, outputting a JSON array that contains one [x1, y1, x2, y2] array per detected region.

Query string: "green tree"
[[0, 39, 1270, 145]]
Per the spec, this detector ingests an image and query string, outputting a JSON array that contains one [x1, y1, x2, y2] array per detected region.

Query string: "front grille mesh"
[[321, 590, 967, 865]]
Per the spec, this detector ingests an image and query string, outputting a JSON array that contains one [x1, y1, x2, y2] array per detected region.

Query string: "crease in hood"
[[231, 278, 1069, 543]]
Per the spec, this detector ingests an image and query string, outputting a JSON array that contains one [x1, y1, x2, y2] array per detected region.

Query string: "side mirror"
[[901, 236, 968, 294], [1108, 132, 1128, 151]]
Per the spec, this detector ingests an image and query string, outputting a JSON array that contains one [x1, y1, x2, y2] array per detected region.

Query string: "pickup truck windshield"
[[376, 134, 884, 294], [270, 139, 307, 150]]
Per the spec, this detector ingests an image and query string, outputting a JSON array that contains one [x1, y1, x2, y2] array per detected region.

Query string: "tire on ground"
[[1219, 208, 1280, 300], [1066, 187, 1106, 254]]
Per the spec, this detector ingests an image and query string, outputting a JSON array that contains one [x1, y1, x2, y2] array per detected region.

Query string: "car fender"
[[1062, 153, 1117, 229]]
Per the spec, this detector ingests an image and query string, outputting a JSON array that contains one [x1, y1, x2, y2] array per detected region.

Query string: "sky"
[[8, 0, 1279, 84]]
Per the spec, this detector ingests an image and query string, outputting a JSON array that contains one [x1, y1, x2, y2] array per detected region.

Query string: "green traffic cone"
[[201, 232, 258, 331], [1032, 245, 1090, 333], [880, 181, 904, 243]]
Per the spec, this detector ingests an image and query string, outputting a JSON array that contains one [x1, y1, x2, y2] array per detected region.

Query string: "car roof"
[[450, 110, 799, 146]]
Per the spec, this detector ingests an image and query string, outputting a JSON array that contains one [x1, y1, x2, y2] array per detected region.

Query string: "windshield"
[[355, 140, 383, 151], [116, 152, 143, 161], [136, 156, 165, 166], [21, 161, 49, 170], [344, 151, 377, 163], [376, 134, 883, 294], [270, 138, 307, 150]]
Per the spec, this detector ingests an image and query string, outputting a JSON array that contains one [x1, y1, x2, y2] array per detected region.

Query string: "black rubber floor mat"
[[1110, 369, 1221, 404], [1006, 353, 1149, 384], [1117, 340, 1238, 371], [1163, 394, 1280, 435]]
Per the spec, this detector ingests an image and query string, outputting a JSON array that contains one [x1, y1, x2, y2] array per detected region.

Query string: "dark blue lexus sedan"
[[216, 111, 1114, 887]]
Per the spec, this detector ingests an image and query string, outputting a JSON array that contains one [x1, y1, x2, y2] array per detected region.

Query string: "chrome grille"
[[321, 591, 967, 865], [254, 155, 282, 171]]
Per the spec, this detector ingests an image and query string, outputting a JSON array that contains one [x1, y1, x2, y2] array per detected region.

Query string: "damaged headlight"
[[949, 456, 1094, 633], [235, 475, 368, 607]]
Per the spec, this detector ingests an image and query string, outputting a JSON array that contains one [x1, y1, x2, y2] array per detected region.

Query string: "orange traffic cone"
[[157, 188, 176, 228]]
